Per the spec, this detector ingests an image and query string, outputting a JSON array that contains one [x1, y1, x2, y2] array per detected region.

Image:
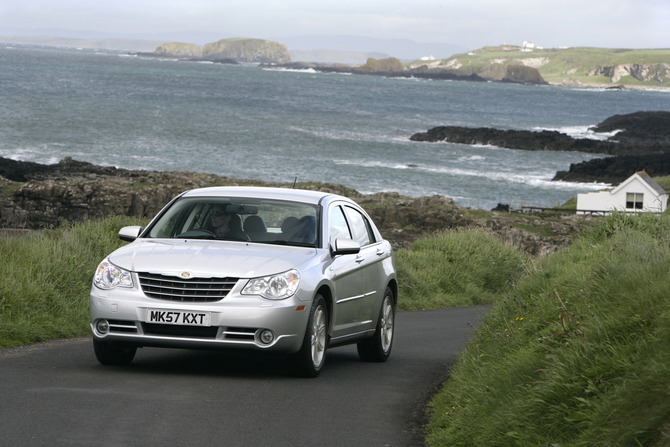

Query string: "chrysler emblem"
[[180, 272, 191, 278]]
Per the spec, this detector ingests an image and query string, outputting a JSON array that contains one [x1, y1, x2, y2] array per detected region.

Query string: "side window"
[[344, 206, 374, 247], [329, 205, 351, 243]]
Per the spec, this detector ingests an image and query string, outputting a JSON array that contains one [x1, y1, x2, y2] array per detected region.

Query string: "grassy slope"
[[427, 212, 670, 446], [1, 206, 669, 445], [436, 46, 670, 87]]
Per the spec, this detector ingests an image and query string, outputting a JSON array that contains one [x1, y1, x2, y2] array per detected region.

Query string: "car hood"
[[108, 239, 318, 278]]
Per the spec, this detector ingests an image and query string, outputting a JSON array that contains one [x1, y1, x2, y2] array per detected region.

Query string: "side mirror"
[[331, 238, 361, 256], [118, 226, 143, 242]]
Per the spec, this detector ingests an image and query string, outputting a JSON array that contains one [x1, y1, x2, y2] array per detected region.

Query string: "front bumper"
[[90, 285, 311, 353]]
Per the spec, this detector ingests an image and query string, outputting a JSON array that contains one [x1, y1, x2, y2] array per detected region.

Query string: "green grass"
[[426, 212, 670, 446], [430, 46, 670, 87], [2, 212, 669, 445], [396, 227, 528, 310], [0, 216, 141, 348]]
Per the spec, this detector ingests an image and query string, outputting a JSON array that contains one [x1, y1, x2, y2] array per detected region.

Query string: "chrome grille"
[[138, 272, 238, 302]]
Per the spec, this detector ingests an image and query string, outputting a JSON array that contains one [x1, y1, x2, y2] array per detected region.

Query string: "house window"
[[626, 192, 643, 210]]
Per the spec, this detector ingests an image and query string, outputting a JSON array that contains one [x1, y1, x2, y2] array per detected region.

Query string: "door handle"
[[376, 249, 385, 256], [355, 255, 364, 263]]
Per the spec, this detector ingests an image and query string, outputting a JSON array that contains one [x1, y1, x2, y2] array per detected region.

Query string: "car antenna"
[[292, 176, 297, 188]]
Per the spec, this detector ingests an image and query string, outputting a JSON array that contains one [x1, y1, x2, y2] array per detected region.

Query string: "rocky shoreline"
[[411, 111, 670, 184], [0, 156, 594, 256]]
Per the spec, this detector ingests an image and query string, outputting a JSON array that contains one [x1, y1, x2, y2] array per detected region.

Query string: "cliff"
[[409, 46, 670, 89]]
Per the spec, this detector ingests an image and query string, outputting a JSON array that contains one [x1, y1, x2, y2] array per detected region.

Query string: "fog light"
[[96, 319, 110, 334], [259, 329, 275, 345]]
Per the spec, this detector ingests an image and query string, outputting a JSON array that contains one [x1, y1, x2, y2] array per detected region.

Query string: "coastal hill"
[[408, 45, 670, 88]]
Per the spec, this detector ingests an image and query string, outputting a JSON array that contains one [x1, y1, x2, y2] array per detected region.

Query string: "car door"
[[327, 203, 370, 339], [342, 205, 385, 329]]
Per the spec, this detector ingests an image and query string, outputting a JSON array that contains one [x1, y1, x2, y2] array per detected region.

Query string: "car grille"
[[142, 323, 219, 339], [138, 272, 238, 302]]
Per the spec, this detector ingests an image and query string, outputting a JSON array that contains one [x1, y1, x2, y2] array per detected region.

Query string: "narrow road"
[[0, 306, 488, 447]]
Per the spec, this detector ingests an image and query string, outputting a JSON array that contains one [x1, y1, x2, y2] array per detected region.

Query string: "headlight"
[[242, 269, 300, 300], [93, 259, 133, 290]]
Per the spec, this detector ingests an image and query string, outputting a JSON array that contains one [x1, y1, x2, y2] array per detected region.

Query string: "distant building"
[[576, 171, 668, 215], [522, 41, 535, 51], [420, 55, 436, 61]]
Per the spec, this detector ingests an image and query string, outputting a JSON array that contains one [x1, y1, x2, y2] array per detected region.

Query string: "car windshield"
[[145, 197, 319, 247]]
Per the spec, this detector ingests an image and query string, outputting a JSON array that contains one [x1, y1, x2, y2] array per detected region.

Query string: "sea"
[[1, 45, 669, 210]]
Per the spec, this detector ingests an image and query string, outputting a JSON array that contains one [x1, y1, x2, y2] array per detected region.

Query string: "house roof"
[[612, 171, 667, 197], [637, 171, 667, 196]]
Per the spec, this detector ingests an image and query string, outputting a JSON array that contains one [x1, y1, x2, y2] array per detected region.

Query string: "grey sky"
[[0, 0, 668, 50]]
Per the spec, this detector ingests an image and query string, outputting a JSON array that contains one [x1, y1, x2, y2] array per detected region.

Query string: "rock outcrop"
[[355, 57, 405, 74], [202, 38, 291, 64], [410, 127, 616, 154], [268, 58, 545, 85], [589, 63, 670, 84], [0, 157, 470, 250], [0, 158, 596, 255], [412, 111, 670, 184], [154, 42, 203, 58], [150, 38, 291, 64]]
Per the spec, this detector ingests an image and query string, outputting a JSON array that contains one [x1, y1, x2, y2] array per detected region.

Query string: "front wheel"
[[357, 287, 395, 362], [93, 339, 137, 365], [294, 295, 328, 377]]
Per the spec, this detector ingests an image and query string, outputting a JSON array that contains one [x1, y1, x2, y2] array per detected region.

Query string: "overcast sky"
[[1, 0, 668, 50]]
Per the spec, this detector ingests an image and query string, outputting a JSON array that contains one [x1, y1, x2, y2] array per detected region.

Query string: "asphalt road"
[[0, 306, 489, 447]]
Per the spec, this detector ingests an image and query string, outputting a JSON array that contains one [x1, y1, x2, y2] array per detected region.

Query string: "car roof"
[[181, 186, 348, 206]]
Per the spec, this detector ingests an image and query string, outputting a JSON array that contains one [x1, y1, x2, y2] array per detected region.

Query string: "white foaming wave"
[[289, 125, 402, 144], [333, 158, 610, 190], [0, 148, 61, 165], [264, 67, 318, 74], [533, 125, 621, 141], [333, 158, 416, 170], [458, 155, 485, 161], [430, 165, 611, 190]]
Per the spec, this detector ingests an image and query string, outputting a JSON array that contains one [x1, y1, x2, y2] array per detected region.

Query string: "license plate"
[[146, 309, 211, 326]]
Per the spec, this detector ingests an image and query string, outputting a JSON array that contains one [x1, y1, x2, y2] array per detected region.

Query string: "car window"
[[145, 197, 318, 246], [343, 206, 375, 246], [329, 205, 351, 244]]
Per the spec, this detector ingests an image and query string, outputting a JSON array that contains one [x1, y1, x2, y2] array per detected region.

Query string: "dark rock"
[[589, 111, 670, 147], [491, 203, 510, 212], [501, 64, 548, 85], [411, 111, 670, 184], [410, 126, 616, 154], [553, 152, 670, 184]]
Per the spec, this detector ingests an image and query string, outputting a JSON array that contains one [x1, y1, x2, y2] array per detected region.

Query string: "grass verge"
[[426, 212, 670, 446], [0, 216, 139, 348]]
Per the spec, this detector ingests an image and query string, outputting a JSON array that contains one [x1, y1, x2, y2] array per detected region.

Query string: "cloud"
[[0, 0, 667, 49]]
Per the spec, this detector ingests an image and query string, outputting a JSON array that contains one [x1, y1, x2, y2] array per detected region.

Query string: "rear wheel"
[[295, 295, 328, 377], [93, 339, 137, 365], [357, 287, 395, 362]]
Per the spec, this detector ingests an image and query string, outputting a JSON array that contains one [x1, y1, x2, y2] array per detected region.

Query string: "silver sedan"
[[90, 186, 397, 377]]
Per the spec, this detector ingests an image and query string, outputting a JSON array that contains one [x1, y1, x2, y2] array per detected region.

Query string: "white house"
[[577, 171, 668, 215]]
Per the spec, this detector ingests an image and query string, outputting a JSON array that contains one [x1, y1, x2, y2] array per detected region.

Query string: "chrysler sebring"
[[90, 186, 397, 377]]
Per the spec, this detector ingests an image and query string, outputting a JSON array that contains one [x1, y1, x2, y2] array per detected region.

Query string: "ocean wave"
[[533, 125, 621, 140], [332, 157, 610, 190], [263, 67, 318, 74]]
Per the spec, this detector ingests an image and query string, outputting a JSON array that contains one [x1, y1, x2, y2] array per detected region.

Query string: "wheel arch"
[[315, 284, 333, 335]]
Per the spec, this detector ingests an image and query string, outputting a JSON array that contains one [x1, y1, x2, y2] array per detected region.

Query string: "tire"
[[357, 287, 395, 362], [93, 338, 137, 366], [294, 295, 328, 377]]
